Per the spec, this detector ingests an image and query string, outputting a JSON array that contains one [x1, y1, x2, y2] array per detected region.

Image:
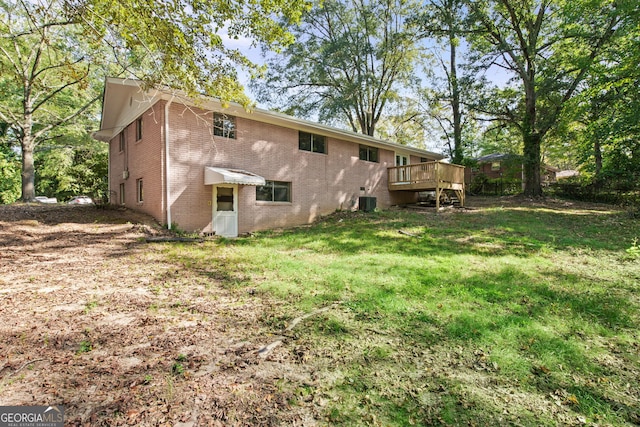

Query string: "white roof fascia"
[[158, 91, 444, 160], [97, 78, 444, 160]]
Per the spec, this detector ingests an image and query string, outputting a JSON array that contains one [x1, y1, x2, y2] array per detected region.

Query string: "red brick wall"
[[108, 103, 166, 224], [465, 161, 524, 184], [111, 101, 423, 233]]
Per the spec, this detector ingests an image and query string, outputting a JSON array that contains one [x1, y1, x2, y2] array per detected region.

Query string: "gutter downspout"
[[165, 96, 174, 229]]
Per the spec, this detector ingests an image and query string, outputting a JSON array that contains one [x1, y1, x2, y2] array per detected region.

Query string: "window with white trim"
[[136, 179, 143, 203], [299, 131, 327, 154], [214, 113, 236, 139], [135, 117, 143, 141], [359, 145, 378, 162], [256, 181, 291, 202]]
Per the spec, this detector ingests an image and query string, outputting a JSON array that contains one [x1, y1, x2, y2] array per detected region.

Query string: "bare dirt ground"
[[0, 197, 631, 426], [0, 204, 317, 426]]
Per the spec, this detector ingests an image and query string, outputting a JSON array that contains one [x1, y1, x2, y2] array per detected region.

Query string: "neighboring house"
[[93, 78, 463, 237], [465, 153, 557, 187], [556, 170, 580, 180]]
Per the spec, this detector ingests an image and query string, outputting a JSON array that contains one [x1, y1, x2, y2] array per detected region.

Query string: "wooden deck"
[[388, 161, 466, 209]]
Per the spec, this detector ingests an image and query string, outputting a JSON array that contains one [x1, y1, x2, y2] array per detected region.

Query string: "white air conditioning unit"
[[122, 170, 129, 180]]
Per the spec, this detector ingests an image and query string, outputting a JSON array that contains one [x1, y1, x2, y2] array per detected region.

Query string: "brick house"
[[465, 153, 558, 189], [93, 78, 449, 237]]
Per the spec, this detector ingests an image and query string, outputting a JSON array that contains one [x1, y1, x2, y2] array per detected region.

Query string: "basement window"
[[136, 179, 143, 203], [256, 181, 291, 202]]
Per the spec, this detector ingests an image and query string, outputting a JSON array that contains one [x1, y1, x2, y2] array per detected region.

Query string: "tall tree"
[[253, 0, 422, 137], [0, 0, 100, 201], [567, 19, 640, 185], [467, 0, 638, 196], [414, 0, 470, 163], [0, 0, 308, 202]]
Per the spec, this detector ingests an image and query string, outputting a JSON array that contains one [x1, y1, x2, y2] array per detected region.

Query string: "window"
[[359, 145, 378, 163], [216, 187, 234, 211], [419, 157, 428, 163], [119, 132, 125, 152], [135, 117, 143, 141], [136, 179, 143, 203], [214, 113, 236, 139], [119, 183, 125, 205], [491, 161, 501, 171], [256, 181, 291, 202], [299, 131, 327, 154]]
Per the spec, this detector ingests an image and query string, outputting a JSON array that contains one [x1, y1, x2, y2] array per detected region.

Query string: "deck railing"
[[387, 161, 465, 189]]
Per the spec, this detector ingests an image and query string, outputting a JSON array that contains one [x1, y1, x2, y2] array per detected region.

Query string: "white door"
[[213, 185, 238, 237], [396, 154, 409, 182]]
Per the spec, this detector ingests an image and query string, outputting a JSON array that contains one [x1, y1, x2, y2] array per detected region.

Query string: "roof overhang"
[[204, 167, 266, 186], [94, 77, 445, 161]]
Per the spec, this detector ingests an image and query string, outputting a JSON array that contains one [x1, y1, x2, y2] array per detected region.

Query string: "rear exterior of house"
[[94, 78, 444, 236]]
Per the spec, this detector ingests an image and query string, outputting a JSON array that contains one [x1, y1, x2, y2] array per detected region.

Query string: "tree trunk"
[[21, 137, 36, 202], [21, 80, 37, 201], [522, 131, 542, 197], [450, 30, 463, 165], [21, 99, 37, 201], [522, 84, 542, 197], [594, 138, 602, 179]]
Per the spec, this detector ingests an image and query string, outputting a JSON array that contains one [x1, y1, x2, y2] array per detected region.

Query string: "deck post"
[[435, 162, 440, 211]]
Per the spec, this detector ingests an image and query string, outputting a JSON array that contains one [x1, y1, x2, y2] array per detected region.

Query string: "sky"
[[222, 28, 515, 154]]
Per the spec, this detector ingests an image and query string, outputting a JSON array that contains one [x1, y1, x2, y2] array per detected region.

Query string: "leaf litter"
[[0, 204, 317, 426], [1, 201, 638, 426]]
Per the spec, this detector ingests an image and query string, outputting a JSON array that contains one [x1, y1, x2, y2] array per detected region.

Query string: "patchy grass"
[[1, 200, 638, 425], [163, 201, 640, 426]]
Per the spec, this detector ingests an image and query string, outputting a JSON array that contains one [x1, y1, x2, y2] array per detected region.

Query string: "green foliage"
[[171, 354, 187, 376], [253, 0, 423, 137], [161, 205, 640, 425], [80, 0, 309, 104], [77, 340, 93, 354], [545, 8, 640, 190], [625, 238, 640, 260], [34, 143, 108, 202], [470, 173, 521, 195], [488, 177, 521, 195], [412, 0, 476, 163], [0, 144, 20, 203], [549, 181, 640, 206], [1, 0, 309, 201], [466, 0, 640, 196]]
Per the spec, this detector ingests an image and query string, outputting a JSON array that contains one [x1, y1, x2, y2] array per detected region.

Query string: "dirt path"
[[0, 205, 315, 426]]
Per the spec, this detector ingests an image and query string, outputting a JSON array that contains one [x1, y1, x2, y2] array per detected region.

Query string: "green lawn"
[[163, 200, 640, 426]]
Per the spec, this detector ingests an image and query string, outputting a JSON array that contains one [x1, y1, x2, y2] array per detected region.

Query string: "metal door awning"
[[204, 167, 266, 186]]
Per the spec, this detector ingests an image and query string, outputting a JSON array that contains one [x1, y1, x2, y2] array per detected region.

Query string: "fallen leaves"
[[0, 205, 314, 426]]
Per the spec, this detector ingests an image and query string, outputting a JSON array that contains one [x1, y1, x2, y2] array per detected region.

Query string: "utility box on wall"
[[358, 196, 376, 212]]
